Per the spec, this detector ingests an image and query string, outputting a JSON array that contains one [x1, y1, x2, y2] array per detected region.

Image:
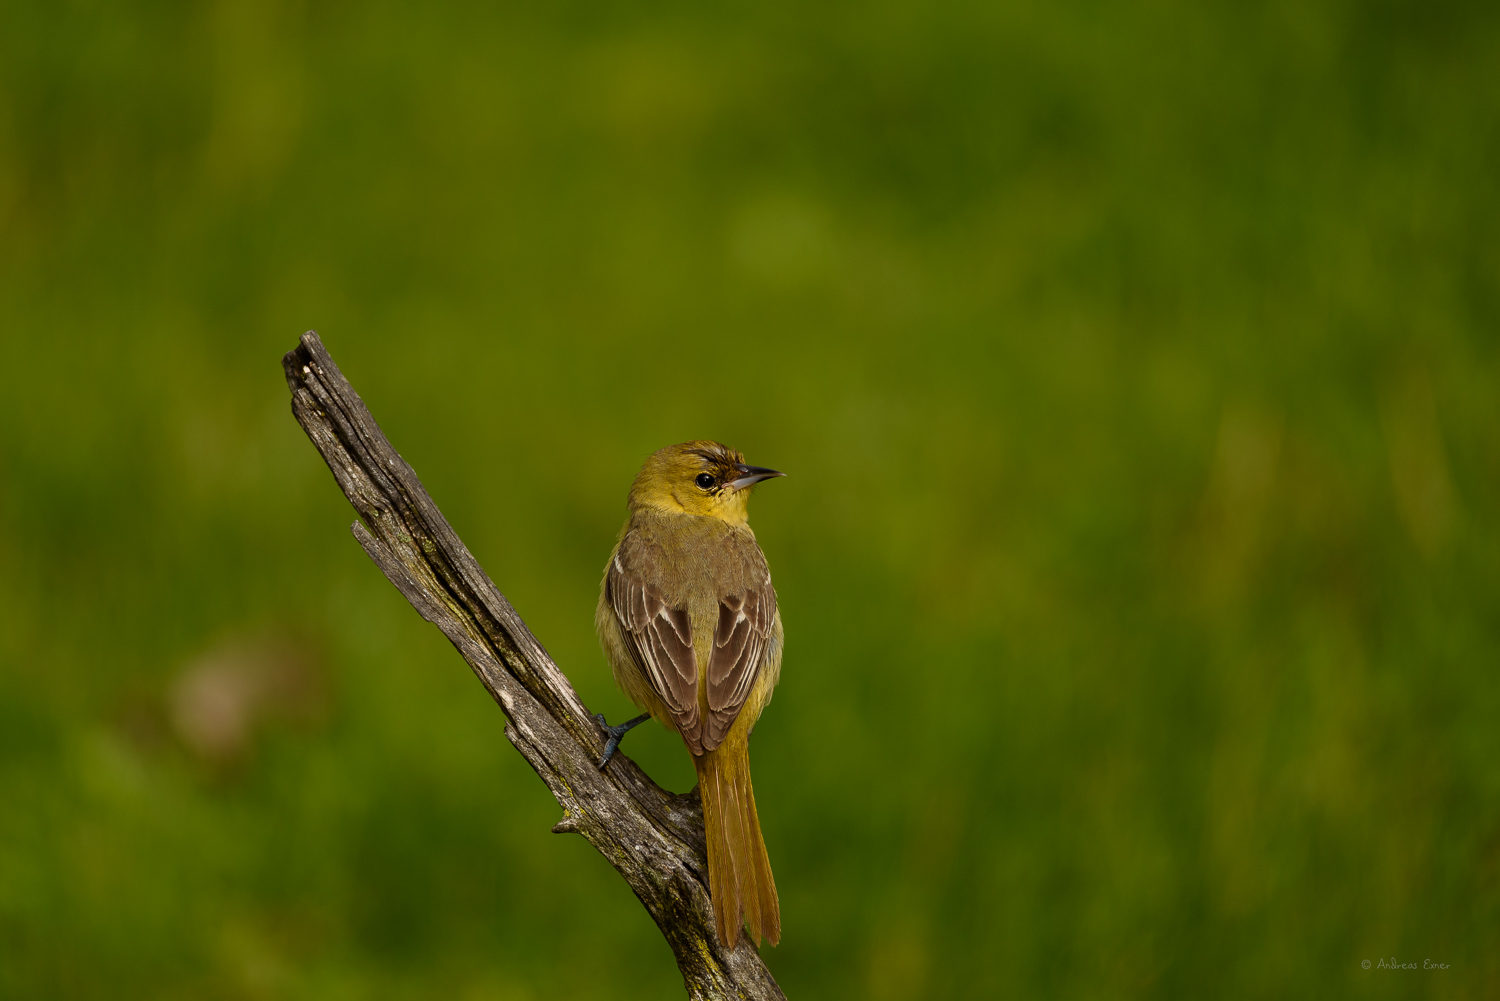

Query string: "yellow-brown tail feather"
[[695, 744, 780, 948]]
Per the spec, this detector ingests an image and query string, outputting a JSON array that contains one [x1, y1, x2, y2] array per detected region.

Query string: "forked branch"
[[283, 332, 785, 1000]]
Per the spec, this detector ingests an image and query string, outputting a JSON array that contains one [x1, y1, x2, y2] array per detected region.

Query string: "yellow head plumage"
[[628, 441, 785, 525]]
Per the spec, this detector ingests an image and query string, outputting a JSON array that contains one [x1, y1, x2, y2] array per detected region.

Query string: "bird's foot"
[[595, 713, 651, 769]]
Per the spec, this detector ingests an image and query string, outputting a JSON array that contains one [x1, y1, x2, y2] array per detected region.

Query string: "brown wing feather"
[[704, 582, 776, 750], [606, 554, 703, 751]]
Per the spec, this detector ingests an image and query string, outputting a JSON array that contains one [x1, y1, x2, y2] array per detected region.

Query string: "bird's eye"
[[695, 473, 715, 490]]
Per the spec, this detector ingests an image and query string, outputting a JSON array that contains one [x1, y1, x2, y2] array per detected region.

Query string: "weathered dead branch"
[[283, 332, 784, 1000]]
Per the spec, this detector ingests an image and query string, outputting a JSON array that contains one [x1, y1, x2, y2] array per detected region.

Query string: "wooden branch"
[[282, 332, 785, 1000]]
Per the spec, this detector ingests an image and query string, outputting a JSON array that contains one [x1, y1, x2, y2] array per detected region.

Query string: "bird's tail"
[[694, 740, 780, 948]]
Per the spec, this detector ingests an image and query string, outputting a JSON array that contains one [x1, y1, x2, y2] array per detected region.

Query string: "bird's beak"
[[728, 464, 786, 492]]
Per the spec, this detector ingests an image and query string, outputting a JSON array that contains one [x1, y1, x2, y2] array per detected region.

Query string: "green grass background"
[[2, 0, 1498, 997]]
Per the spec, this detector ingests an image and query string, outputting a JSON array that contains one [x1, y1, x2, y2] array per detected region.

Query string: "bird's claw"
[[595, 712, 651, 769]]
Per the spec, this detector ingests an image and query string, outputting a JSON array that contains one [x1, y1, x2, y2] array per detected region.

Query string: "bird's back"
[[598, 508, 780, 753]]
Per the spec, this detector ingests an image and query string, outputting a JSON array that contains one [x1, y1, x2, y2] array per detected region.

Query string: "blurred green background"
[[2, 0, 1497, 997]]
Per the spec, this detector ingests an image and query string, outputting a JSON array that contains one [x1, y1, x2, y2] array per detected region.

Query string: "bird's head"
[[628, 441, 784, 525]]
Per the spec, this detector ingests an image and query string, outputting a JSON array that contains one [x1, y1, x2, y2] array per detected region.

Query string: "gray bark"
[[283, 332, 785, 1000]]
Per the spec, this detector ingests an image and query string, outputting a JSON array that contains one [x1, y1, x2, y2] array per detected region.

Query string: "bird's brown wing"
[[703, 580, 776, 751], [605, 552, 703, 751]]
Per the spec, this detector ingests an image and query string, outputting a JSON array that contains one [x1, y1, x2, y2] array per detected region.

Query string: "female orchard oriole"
[[594, 441, 785, 949]]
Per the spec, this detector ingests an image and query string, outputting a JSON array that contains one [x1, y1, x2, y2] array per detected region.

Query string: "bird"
[[594, 440, 786, 949]]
